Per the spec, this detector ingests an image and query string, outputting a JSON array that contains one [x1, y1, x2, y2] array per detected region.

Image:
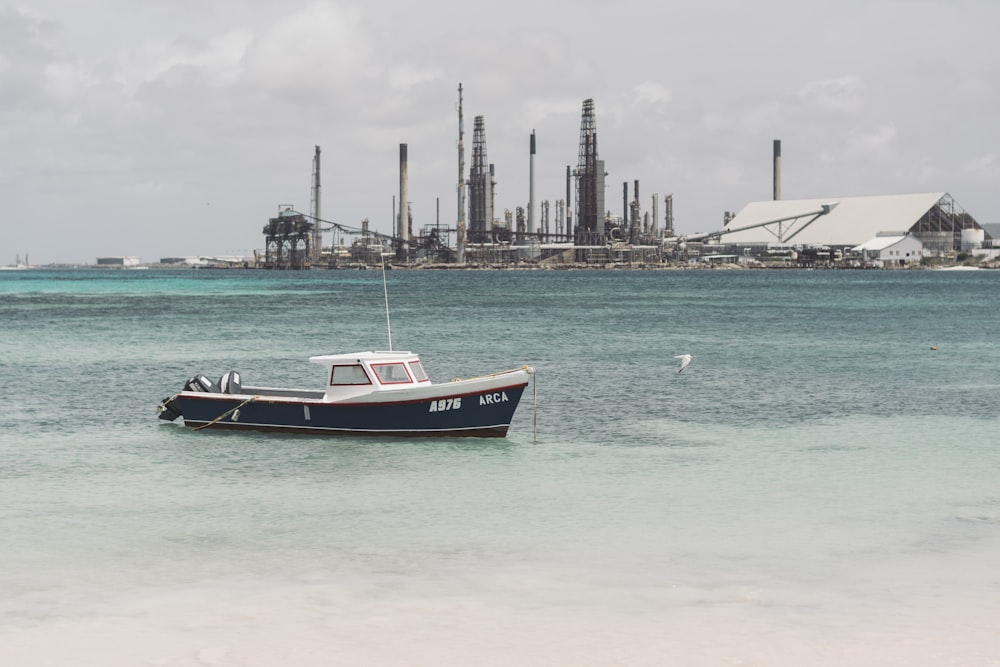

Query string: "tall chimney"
[[652, 193, 659, 236], [528, 131, 536, 235], [456, 84, 466, 264], [311, 145, 322, 263], [398, 143, 409, 259], [566, 165, 572, 239], [622, 182, 628, 235], [773, 139, 781, 201]]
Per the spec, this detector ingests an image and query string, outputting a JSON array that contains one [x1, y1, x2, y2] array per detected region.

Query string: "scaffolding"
[[468, 116, 494, 244], [911, 193, 984, 252], [574, 99, 605, 247]]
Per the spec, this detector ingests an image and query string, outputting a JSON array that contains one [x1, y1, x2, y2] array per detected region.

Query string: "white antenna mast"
[[381, 254, 393, 351]]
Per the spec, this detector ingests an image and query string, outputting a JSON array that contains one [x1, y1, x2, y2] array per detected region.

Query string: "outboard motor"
[[184, 374, 217, 393], [218, 370, 242, 394], [157, 395, 183, 421]]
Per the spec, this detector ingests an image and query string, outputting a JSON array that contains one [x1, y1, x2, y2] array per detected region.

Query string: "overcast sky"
[[3, 0, 998, 264]]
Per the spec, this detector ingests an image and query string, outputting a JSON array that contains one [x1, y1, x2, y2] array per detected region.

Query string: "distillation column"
[[575, 98, 604, 245]]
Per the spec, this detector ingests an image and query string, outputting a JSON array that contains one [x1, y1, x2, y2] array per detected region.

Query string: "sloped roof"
[[981, 223, 1000, 239], [853, 235, 910, 251], [721, 192, 946, 246]]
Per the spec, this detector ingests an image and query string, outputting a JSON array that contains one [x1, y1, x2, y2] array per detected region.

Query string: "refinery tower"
[[574, 98, 605, 246]]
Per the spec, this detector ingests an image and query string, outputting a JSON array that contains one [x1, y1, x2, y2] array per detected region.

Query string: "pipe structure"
[[665, 202, 839, 244]]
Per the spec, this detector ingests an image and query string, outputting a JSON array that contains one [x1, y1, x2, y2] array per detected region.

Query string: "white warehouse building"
[[718, 192, 989, 256]]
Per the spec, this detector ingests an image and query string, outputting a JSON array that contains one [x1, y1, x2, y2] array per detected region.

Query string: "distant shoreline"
[[5, 261, 996, 272]]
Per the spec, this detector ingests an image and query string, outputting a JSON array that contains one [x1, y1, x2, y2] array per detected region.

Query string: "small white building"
[[852, 233, 925, 267]]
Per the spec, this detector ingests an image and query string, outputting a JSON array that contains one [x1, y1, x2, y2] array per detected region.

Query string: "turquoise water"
[[2, 268, 999, 666]]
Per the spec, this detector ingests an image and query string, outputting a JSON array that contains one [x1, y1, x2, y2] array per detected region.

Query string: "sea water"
[[1, 268, 998, 666]]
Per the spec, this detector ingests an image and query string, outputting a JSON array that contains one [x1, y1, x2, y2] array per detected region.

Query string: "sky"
[[2, 0, 999, 264]]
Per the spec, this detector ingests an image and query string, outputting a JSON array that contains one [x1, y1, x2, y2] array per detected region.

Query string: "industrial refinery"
[[258, 86, 996, 271]]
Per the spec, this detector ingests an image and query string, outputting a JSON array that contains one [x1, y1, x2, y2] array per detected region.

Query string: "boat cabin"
[[309, 350, 431, 401]]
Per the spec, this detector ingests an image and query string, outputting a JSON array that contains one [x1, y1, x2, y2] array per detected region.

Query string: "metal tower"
[[575, 99, 605, 244], [456, 83, 466, 263]]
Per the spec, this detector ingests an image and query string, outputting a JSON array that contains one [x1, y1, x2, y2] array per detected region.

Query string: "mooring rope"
[[450, 364, 535, 383], [444, 365, 537, 441], [192, 396, 258, 431], [532, 368, 537, 444]]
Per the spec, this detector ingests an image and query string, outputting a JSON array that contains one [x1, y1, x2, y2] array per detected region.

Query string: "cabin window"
[[331, 364, 372, 386], [408, 360, 429, 382], [372, 362, 411, 384]]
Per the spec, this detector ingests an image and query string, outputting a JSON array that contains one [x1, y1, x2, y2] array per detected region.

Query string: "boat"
[[156, 351, 534, 437]]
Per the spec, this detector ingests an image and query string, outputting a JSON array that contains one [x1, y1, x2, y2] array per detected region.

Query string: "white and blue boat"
[[157, 351, 534, 437]]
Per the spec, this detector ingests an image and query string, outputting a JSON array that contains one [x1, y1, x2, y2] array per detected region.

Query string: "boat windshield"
[[372, 362, 411, 384], [408, 360, 429, 382], [330, 364, 372, 386]]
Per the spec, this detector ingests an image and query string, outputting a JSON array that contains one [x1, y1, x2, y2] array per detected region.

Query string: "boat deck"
[[242, 386, 326, 400]]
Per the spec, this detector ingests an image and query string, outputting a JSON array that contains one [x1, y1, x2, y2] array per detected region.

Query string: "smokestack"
[[634, 179, 639, 229], [773, 139, 781, 201], [632, 180, 640, 243], [311, 145, 322, 263], [528, 131, 536, 235], [456, 83, 466, 264], [399, 143, 409, 259], [566, 165, 572, 239], [652, 193, 659, 236], [622, 182, 628, 234]]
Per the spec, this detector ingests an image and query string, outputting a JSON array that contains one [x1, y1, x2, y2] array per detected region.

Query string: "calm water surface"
[[1, 268, 998, 666]]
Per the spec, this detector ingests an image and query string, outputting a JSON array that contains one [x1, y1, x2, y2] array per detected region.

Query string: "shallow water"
[[2, 268, 999, 665]]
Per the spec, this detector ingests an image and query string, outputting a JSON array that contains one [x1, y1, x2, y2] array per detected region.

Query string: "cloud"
[[630, 81, 672, 109], [243, 2, 373, 98], [798, 75, 866, 115], [960, 153, 1000, 182], [818, 123, 897, 164], [114, 29, 252, 95], [0, 8, 64, 112], [4, 0, 1000, 262]]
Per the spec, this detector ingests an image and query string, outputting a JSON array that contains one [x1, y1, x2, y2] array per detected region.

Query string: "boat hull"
[[176, 381, 528, 437]]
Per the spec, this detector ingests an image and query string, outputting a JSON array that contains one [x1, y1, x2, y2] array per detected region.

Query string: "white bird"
[[674, 354, 694, 373]]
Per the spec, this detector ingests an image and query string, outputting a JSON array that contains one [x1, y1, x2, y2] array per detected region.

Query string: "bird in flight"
[[674, 354, 694, 373]]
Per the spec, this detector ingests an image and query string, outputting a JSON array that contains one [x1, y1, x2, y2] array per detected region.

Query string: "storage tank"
[[961, 228, 985, 251]]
